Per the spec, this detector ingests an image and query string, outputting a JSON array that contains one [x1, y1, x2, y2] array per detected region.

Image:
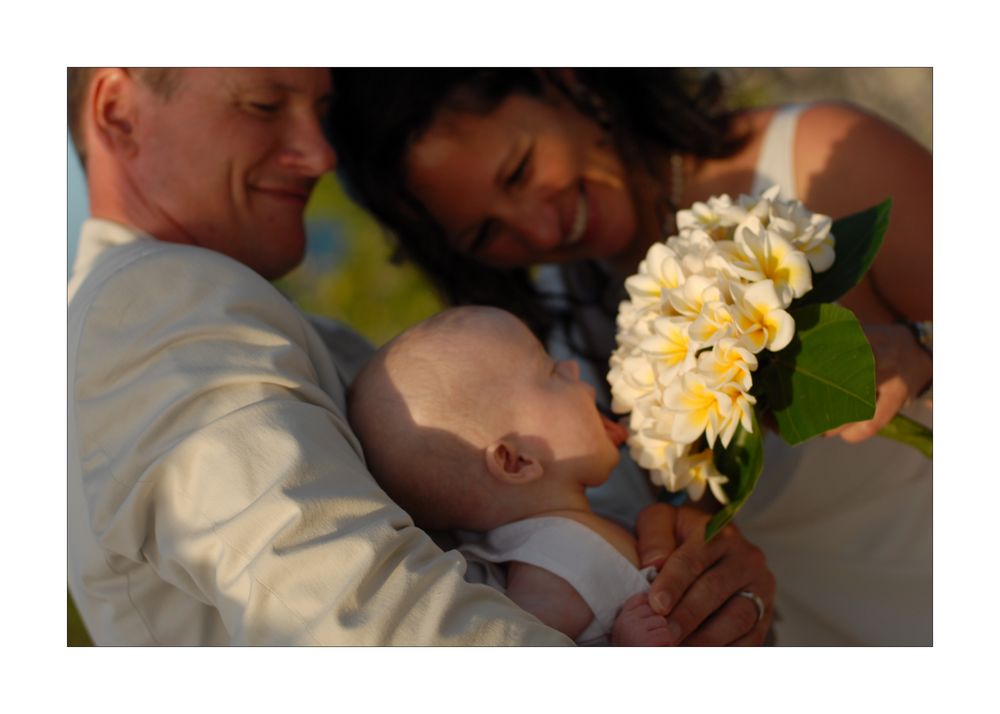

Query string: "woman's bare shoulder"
[[793, 101, 930, 215], [686, 102, 925, 205]]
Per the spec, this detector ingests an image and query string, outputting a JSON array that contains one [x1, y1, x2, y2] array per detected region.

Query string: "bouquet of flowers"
[[607, 185, 932, 539]]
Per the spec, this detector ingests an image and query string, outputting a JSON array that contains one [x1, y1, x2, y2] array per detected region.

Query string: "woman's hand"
[[825, 322, 932, 443], [636, 503, 775, 646]]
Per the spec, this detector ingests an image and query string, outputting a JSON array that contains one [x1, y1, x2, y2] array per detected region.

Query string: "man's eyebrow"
[[233, 80, 328, 97]]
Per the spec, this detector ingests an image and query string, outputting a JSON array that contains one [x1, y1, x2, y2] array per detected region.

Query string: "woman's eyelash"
[[507, 148, 532, 186], [467, 146, 532, 253], [468, 219, 495, 254], [248, 102, 280, 115]]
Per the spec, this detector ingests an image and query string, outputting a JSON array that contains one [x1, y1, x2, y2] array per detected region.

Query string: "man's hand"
[[610, 592, 672, 646], [636, 503, 775, 646]]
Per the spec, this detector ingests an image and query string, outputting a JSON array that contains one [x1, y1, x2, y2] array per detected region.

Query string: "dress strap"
[[751, 104, 807, 201], [457, 516, 655, 638]]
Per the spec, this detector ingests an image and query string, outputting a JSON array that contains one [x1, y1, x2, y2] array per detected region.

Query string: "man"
[[68, 68, 773, 646], [68, 67, 576, 645]]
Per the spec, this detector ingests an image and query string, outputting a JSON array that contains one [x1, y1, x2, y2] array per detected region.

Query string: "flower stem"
[[879, 413, 932, 459]]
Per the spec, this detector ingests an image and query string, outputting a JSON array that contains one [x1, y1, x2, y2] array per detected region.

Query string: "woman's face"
[[404, 89, 639, 267]]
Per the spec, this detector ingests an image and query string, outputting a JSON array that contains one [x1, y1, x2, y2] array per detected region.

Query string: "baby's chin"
[[595, 448, 622, 485]]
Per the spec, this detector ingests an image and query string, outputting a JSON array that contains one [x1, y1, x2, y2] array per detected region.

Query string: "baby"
[[348, 306, 672, 645]]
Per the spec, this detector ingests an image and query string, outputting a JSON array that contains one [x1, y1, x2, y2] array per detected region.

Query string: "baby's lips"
[[601, 413, 629, 447]]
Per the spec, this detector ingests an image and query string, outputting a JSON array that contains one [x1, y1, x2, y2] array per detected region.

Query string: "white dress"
[[536, 105, 933, 645], [736, 105, 933, 646]]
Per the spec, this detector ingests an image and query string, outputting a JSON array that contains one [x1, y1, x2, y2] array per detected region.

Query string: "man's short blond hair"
[[68, 67, 182, 170]]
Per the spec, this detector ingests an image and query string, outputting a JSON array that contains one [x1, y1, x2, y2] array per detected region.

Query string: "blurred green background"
[[67, 67, 931, 646]]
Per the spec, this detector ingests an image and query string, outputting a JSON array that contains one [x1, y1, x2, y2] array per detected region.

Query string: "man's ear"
[[484, 439, 544, 485], [90, 68, 140, 158]]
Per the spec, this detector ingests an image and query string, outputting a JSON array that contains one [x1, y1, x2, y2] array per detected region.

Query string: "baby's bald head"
[[348, 307, 519, 529]]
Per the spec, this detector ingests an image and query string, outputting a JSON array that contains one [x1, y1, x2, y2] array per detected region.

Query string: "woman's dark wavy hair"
[[330, 68, 744, 338]]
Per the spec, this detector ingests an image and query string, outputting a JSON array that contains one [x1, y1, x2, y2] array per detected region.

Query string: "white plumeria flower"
[[643, 439, 695, 492], [608, 351, 658, 413], [624, 243, 685, 312], [730, 280, 796, 354], [718, 184, 781, 228], [662, 370, 734, 446], [797, 227, 835, 273], [629, 415, 685, 472], [697, 337, 758, 391], [703, 250, 744, 282], [676, 198, 735, 241], [767, 198, 814, 240], [717, 383, 757, 448], [769, 201, 836, 273], [614, 305, 656, 352], [611, 187, 840, 500], [615, 299, 644, 334], [689, 297, 737, 348], [667, 228, 742, 280], [666, 274, 725, 320], [674, 448, 730, 503], [639, 317, 701, 387], [667, 229, 711, 274], [627, 395, 668, 440], [733, 217, 812, 306]]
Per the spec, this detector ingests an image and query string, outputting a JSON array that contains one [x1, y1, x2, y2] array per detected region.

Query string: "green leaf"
[[761, 303, 876, 445], [793, 199, 891, 308], [879, 413, 933, 459], [705, 412, 764, 541]]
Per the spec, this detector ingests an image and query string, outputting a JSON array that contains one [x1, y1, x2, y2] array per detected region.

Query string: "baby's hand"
[[610, 592, 673, 646]]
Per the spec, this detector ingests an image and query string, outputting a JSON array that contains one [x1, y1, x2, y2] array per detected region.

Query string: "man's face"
[[127, 68, 336, 279]]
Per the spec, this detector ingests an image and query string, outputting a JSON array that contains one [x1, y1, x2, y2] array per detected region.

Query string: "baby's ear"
[[484, 439, 543, 485]]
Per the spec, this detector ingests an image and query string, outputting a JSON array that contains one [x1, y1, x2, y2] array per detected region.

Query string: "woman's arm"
[[795, 102, 933, 439], [796, 101, 932, 322]]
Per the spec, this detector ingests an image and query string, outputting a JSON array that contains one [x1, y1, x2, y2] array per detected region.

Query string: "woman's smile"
[[406, 92, 638, 267]]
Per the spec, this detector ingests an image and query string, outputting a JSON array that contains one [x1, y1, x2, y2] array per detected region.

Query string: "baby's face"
[[476, 311, 625, 486]]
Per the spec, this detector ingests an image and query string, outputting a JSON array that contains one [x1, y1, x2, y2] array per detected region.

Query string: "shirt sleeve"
[[71, 246, 571, 645]]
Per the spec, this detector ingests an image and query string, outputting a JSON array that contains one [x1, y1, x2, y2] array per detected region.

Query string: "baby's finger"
[[619, 592, 651, 614]]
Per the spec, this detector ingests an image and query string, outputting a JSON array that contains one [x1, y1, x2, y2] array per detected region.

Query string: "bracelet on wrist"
[[900, 319, 932, 356], [897, 320, 933, 401]]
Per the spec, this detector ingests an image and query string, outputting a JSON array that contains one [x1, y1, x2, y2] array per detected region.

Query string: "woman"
[[330, 69, 932, 645]]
